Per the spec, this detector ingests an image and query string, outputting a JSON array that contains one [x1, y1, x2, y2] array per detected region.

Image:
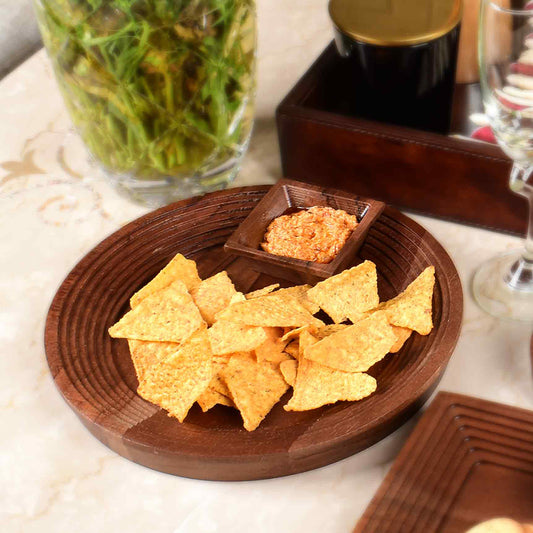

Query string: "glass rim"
[[484, 0, 533, 16]]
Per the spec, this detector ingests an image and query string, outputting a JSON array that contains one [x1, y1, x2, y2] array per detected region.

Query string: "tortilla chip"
[[211, 292, 246, 323], [246, 284, 280, 299], [130, 253, 201, 308], [307, 261, 379, 323], [279, 359, 298, 387], [137, 330, 214, 422], [281, 325, 310, 342], [215, 291, 321, 328], [127, 339, 181, 381], [272, 285, 321, 315], [208, 321, 267, 355], [304, 311, 395, 372], [379, 266, 435, 335], [389, 325, 412, 353], [314, 324, 350, 340], [263, 350, 293, 365], [213, 353, 232, 365], [283, 341, 299, 359], [209, 356, 233, 397], [109, 280, 205, 343], [261, 326, 285, 343], [190, 271, 238, 325], [299, 329, 319, 359], [197, 387, 233, 412], [222, 353, 289, 431], [284, 360, 376, 411], [229, 292, 246, 305], [255, 327, 290, 363], [210, 374, 231, 397]]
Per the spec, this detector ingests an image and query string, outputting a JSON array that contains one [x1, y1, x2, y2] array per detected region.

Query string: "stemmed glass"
[[474, 0, 533, 320]]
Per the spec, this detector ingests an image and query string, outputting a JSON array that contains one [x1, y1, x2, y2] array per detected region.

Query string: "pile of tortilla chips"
[[109, 254, 435, 431]]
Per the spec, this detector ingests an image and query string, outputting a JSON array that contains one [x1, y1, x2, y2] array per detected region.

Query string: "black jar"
[[329, 0, 462, 134]]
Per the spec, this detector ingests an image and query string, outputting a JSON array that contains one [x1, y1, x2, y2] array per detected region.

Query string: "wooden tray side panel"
[[277, 112, 525, 235], [276, 43, 527, 236]]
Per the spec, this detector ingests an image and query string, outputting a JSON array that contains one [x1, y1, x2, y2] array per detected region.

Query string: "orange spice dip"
[[261, 206, 358, 264]]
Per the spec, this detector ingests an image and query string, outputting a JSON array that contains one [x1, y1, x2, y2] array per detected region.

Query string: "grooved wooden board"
[[44, 186, 462, 481], [355, 392, 533, 532]]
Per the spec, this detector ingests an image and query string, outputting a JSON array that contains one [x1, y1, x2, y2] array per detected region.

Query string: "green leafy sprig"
[[33, 0, 256, 178]]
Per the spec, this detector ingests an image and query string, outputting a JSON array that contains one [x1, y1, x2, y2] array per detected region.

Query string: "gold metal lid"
[[329, 0, 462, 47]]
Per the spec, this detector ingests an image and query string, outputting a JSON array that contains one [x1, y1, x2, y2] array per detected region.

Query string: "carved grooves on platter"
[[44, 187, 462, 481], [53, 190, 263, 430]]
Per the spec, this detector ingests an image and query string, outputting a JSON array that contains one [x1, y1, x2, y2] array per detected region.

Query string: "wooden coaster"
[[356, 392, 533, 532]]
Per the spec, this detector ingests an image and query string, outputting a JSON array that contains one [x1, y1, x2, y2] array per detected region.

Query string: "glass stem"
[[506, 163, 533, 290]]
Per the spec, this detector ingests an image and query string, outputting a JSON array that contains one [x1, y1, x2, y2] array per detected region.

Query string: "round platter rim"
[[44, 185, 463, 480]]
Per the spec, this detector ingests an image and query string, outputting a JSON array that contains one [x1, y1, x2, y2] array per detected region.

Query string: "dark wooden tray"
[[355, 391, 533, 532], [44, 186, 462, 481], [277, 42, 526, 236]]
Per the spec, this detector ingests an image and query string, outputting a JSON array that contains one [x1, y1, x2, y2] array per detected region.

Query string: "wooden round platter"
[[45, 185, 463, 481]]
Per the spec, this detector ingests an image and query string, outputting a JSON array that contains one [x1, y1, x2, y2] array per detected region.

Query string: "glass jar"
[[329, 0, 461, 134], [33, 0, 256, 206]]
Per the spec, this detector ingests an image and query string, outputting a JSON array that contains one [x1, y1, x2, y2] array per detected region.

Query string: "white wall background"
[[0, 0, 41, 78]]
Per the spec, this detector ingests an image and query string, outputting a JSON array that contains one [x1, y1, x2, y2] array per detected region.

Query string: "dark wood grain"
[[355, 392, 533, 532], [44, 186, 462, 481], [277, 43, 525, 236], [224, 179, 385, 284]]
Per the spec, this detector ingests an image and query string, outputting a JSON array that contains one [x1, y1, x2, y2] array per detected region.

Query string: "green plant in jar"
[[33, 0, 256, 204]]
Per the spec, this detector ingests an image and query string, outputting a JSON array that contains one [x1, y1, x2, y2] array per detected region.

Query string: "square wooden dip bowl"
[[224, 179, 385, 284]]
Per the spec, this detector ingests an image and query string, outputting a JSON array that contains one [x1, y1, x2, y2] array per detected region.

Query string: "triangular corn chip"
[[299, 329, 319, 358], [379, 266, 435, 335], [137, 330, 214, 422], [130, 253, 201, 308], [307, 261, 379, 323], [197, 387, 233, 412], [229, 292, 246, 304], [191, 271, 238, 325], [109, 280, 205, 343], [246, 284, 280, 299], [281, 325, 311, 342], [222, 353, 289, 431], [272, 285, 320, 315], [283, 341, 299, 359], [304, 311, 395, 372], [284, 359, 376, 411], [208, 321, 267, 355], [255, 327, 290, 363], [209, 356, 234, 397], [279, 359, 298, 387], [127, 339, 181, 381], [215, 290, 321, 328], [314, 324, 350, 340], [389, 326, 412, 353]]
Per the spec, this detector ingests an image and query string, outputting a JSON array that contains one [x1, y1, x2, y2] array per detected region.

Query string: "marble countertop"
[[2, 2, 533, 532]]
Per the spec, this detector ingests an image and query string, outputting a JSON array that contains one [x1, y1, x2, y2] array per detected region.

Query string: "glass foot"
[[472, 249, 533, 322], [104, 158, 241, 208]]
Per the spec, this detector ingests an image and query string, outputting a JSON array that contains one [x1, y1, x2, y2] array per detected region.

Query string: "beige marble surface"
[[1, 2, 533, 532]]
